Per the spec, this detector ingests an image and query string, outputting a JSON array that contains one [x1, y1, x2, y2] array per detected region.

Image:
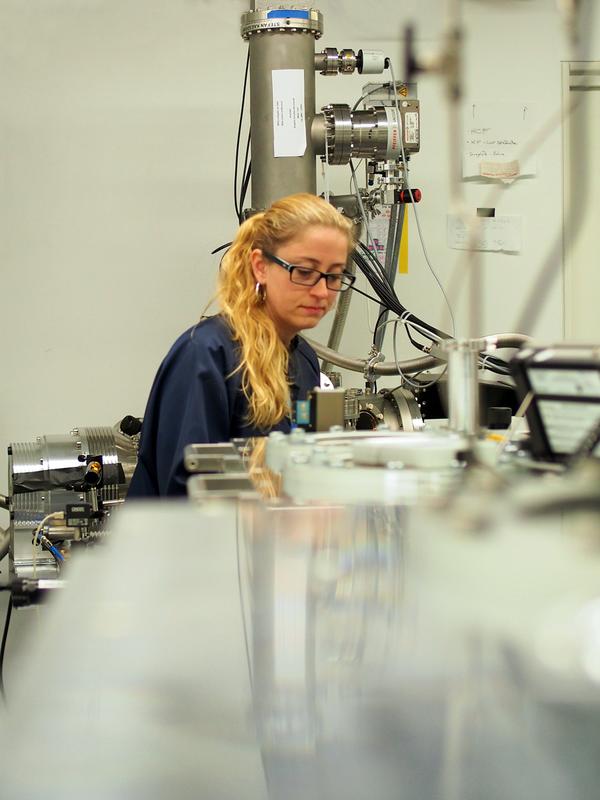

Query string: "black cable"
[[238, 128, 252, 215], [234, 51, 251, 223], [0, 595, 13, 703], [239, 160, 252, 216], [405, 324, 430, 353], [211, 241, 233, 256], [349, 283, 389, 306], [372, 308, 389, 346], [356, 242, 448, 342], [351, 245, 511, 376]]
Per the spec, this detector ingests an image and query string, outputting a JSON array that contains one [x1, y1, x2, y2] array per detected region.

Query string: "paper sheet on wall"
[[447, 214, 522, 252], [272, 69, 306, 157], [366, 205, 391, 265], [366, 205, 409, 274], [463, 103, 536, 182]]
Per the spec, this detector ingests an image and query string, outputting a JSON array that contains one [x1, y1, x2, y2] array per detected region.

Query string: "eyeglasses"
[[264, 252, 356, 293]]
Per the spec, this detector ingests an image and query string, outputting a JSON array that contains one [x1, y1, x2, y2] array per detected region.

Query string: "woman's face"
[[251, 224, 349, 345]]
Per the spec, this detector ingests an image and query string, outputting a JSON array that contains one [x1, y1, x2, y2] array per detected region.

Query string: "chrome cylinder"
[[8, 424, 138, 577], [445, 339, 481, 437], [241, 8, 322, 209], [321, 101, 420, 165]]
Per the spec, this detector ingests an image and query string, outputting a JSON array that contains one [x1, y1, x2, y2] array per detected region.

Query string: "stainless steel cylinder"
[[8, 424, 138, 578], [241, 8, 322, 209], [444, 339, 481, 437], [322, 104, 409, 165]]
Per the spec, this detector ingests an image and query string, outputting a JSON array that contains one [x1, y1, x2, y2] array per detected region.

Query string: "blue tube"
[[48, 545, 64, 563]]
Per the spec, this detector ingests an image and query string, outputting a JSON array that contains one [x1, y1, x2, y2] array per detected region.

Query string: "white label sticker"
[[404, 111, 419, 144], [272, 69, 306, 158], [384, 107, 401, 157]]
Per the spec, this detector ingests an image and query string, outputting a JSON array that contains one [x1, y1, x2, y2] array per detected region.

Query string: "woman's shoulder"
[[190, 314, 235, 345], [169, 315, 233, 350], [160, 315, 237, 371]]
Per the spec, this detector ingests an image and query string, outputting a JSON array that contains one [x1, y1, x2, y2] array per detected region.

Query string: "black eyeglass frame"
[[263, 251, 356, 292]]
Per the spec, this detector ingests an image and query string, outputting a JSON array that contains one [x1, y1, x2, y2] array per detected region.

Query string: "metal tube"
[[248, 32, 317, 208], [445, 339, 480, 436], [373, 203, 405, 353], [321, 215, 361, 373], [321, 268, 355, 373], [305, 337, 442, 375], [307, 332, 529, 377], [480, 333, 531, 349]]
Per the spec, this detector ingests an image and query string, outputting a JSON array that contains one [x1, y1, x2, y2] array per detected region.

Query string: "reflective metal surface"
[[3, 495, 600, 798], [243, 10, 320, 209]]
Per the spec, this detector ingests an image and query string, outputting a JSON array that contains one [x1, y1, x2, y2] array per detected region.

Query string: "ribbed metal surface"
[[13, 489, 85, 527], [344, 395, 359, 422], [84, 427, 118, 466], [12, 491, 44, 528], [8, 423, 139, 578], [10, 442, 42, 477], [100, 484, 121, 502]]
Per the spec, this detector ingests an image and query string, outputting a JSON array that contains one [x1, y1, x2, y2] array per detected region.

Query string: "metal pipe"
[[373, 203, 405, 353], [321, 213, 362, 374], [480, 333, 531, 349], [305, 337, 441, 375], [444, 339, 480, 437], [306, 332, 529, 377], [321, 263, 355, 374]]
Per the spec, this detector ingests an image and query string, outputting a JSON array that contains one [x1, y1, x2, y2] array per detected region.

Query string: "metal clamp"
[[364, 348, 385, 385]]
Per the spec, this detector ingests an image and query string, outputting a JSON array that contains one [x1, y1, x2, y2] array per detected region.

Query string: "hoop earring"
[[255, 282, 266, 303]]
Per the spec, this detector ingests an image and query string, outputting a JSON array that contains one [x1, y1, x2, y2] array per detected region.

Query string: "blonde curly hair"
[[217, 193, 354, 430]]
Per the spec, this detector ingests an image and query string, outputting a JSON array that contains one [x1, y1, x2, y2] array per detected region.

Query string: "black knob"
[[487, 406, 512, 430], [120, 415, 142, 436]]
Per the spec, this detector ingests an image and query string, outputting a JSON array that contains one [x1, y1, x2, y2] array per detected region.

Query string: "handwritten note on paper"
[[447, 214, 522, 253], [272, 69, 306, 158], [463, 103, 536, 182]]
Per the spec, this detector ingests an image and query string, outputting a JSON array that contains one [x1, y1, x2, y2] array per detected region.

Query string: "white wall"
[[1, 0, 599, 511]]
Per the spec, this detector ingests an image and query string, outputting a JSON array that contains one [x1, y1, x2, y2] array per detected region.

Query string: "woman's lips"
[[300, 306, 326, 315]]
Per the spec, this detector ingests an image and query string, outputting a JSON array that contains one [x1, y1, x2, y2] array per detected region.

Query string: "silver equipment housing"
[[8, 423, 138, 578]]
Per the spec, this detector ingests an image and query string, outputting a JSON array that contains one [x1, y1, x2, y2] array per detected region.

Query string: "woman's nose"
[[310, 276, 330, 299]]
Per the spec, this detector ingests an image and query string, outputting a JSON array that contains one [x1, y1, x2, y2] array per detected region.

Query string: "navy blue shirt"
[[128, 315, 320, 497]]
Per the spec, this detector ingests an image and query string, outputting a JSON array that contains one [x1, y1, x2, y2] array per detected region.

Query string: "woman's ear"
[[250, 248, 268, 284]]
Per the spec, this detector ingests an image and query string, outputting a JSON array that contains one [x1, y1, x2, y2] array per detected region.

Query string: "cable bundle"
[[353, 240, 511, 376]]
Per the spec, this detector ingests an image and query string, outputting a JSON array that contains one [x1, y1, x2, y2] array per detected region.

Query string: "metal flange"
[[241, 8, 323, 39], [322, 104, 353, 165]]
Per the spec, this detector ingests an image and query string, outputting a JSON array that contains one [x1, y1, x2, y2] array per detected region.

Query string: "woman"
[[128, 193, 355, 497]]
